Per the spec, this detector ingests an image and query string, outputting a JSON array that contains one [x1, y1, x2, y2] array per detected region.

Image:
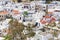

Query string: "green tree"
[[26, 23, 35, 37], [7, 19, 36, 40], [4, 35, 12, 40], [28, 31, 35, 37], [30, 0, 34, 1], [8, 19, 26, 40], [46, 0, 52, 4], [23, 11, 28, 17]]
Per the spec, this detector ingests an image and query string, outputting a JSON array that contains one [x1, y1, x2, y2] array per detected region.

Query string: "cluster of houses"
[[0, 0, 46, 40], [0, 0, 46, 26], [0, 0, 60, 40], [40, 1, 60, 24], [0, 0, 45, 36]]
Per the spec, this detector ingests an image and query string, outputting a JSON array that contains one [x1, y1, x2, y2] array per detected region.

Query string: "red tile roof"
[[0, 11, 8, 15], [45, 15, 51, 18], [40, 19, 47, 24], [40, 16, 56, 24], [12, 10, 19, 15]]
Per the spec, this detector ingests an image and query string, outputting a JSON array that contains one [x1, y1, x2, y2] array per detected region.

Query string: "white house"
[[33, 11, 45, 27]]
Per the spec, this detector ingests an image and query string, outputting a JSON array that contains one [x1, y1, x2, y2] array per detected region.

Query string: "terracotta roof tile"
[[45, 15, 51, 18], [12, 10, 19, 14], [0, 11, 8, 15], [40, 20, 47, 24]]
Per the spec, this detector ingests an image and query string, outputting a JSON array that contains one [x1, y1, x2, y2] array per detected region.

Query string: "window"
[[0, 15, 1, 17], [20, 17, 21, 20], [2, 16, 3, 17], [24, 6, 29, 9], [18, 0, 22, 2], [55, 10, 60, 12]]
